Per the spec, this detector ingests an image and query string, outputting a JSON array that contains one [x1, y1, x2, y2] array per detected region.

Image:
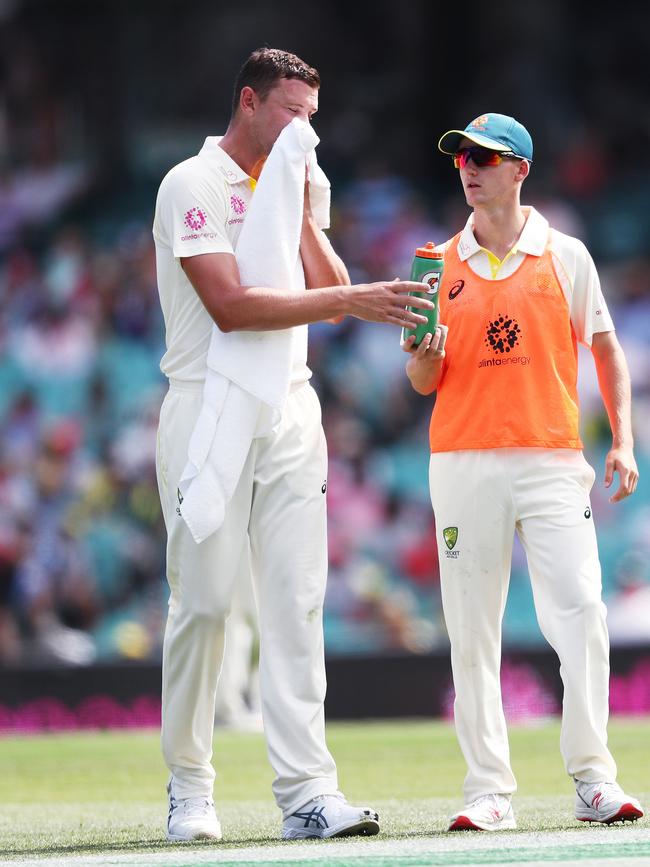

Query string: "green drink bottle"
[[401, 242, 443, 346]]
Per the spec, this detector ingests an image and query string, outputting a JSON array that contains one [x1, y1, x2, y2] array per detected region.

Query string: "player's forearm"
[[300, 214, 350, 288], [406, 356, 444, 395], [214, 283, 350, 332], [183, 254, 434, 332], [592, 337, 634, 448]]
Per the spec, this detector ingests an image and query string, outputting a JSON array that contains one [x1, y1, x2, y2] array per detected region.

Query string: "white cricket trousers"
[[429, 448, 617, 803], [213, 541, 260, 725], [156, 380, 338, 816]]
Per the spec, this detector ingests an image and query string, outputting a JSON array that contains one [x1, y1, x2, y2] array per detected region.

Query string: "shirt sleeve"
[[153, 162, 235, 259], [550, 231, 614, 347]]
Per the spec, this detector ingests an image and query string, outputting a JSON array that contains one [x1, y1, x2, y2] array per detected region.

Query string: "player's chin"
[[464, 188, 483, 207]]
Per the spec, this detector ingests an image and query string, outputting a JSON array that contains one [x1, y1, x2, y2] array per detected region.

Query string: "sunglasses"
[[453, 147, 519, 168]]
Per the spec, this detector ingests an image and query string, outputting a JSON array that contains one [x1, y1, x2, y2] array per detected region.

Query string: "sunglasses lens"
[[454, 147, 503, 168], [477, 149, 502, 166]]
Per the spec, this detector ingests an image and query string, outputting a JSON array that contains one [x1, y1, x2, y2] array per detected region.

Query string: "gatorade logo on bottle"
[[421, 272, 441, 295]]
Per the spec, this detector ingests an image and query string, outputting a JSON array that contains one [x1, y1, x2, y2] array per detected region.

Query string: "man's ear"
[[517, 159, 531, 182], [239, 86, 257, 117]]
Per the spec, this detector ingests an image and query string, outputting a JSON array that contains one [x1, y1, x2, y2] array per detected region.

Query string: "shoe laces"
[[290, 792, 346, 822], [596, 782, 621, 794], [311, 793, 345, 805], [470, 794, 502, 807], [173, 796, 215, 816], [468, 793, 509, 819]]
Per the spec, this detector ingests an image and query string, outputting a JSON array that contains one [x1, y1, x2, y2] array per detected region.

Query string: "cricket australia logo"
[[485, 314, 522, 354], [443, 526, 460, 559], [443, 527, 458, 550], [470, 114, 490, 131]]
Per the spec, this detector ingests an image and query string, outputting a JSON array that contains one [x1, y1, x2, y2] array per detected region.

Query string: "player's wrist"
[[324, 284, 351, 319]]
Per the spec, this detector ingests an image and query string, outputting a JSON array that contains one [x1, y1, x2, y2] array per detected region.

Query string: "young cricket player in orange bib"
[[403, 113, 644, 832]]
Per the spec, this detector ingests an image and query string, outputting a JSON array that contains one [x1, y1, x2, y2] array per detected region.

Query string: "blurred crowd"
[[0, 222, 167, 665], [0, 2, 649, 668]]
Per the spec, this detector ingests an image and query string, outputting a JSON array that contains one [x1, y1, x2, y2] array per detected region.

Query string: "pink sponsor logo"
[[183, 207, 207, 231], [230, 194, 246, 215]]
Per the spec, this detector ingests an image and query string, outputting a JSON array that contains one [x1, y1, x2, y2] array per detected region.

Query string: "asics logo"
[[292, 806, 329, 829], [449, 279, 464, 300], [592, 792, 604, 809]]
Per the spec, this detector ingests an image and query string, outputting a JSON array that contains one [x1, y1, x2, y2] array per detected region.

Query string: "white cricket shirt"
[[152, 137, 310, 383]]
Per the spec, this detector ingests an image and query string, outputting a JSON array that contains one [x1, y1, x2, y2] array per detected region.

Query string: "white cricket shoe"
[[166, 781, 223, 842], [448, 793, 516, 831], [575, 780, 644, 824], [282, 793, 380, 839]]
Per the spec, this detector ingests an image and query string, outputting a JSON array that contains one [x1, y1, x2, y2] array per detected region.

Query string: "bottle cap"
[[415, 241, 443, 259]]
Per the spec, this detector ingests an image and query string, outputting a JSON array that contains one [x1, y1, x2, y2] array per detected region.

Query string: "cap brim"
[[438, 130, 511, 155]]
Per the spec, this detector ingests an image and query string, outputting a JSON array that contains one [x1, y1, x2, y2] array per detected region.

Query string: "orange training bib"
[[429, 233, 582, 452]]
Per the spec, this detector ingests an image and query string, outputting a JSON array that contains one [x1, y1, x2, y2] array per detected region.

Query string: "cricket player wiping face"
[[239, 77, 319, 159]]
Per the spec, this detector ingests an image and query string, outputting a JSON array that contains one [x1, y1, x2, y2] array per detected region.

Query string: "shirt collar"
[[198, 136, 250, 185], [456, 206, 549, 261]]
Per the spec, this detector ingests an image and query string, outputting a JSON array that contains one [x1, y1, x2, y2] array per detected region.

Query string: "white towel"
[[178, 119, 330, 544]]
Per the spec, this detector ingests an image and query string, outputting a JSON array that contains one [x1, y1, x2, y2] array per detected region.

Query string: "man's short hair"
[[232, 47, 320, 116]]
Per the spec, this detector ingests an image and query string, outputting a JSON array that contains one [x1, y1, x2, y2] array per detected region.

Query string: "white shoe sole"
[[576, 803, 643, 825], [448, 814, 517, 832], [282, 814, 380, 840], [166, 829, 223, 842]]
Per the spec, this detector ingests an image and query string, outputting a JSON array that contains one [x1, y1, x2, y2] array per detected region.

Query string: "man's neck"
[[472, 204, 527, 261], [218, 124, 265, 179]]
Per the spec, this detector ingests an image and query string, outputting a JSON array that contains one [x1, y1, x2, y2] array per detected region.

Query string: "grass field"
[[0, 717, 648, 865]]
